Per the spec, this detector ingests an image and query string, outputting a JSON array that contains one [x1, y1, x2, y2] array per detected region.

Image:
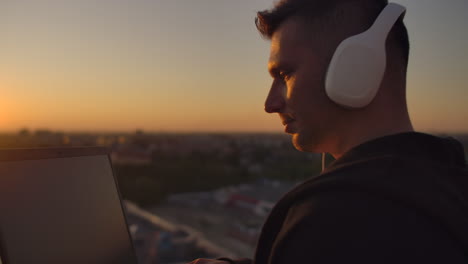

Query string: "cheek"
[[288, 77, 322, 113]]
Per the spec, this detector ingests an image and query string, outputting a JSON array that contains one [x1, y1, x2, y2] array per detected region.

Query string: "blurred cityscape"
[[1, 129, 467, 263]]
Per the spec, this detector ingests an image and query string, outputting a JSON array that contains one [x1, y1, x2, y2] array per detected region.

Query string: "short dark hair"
[[255, 0, 409, 65]]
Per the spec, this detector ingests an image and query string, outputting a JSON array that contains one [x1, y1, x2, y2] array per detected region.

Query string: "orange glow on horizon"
[[0, 79, 15, 129], [0, 74, 466, 134]]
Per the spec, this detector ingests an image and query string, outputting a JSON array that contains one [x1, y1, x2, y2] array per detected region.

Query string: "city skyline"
[[1, 0, 467, 133]]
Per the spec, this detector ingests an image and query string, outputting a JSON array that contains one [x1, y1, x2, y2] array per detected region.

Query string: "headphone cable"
[[321, 152, 326, 172]]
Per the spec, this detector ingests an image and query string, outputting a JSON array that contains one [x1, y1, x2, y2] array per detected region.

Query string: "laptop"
[[0, 147, 138, 264]]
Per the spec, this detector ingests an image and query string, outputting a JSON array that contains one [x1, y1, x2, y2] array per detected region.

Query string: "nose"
[[264, 80, 286, 113]]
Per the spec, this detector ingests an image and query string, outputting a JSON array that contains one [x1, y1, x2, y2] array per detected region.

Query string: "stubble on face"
[[268, 17, 336, 153]]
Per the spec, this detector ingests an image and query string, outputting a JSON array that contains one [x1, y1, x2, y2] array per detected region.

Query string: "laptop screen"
[[0, 148, 137, 264]]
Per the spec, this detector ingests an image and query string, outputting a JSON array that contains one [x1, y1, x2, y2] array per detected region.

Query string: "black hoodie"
[[219, 132, 468, 264]]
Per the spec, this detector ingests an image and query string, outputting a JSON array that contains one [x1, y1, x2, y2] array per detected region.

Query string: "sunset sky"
[[1, 0, 467, 133]]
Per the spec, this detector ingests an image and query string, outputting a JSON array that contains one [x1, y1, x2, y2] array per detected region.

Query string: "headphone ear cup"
[[325, 3, 406, 109], [325, 38, 386, 108]]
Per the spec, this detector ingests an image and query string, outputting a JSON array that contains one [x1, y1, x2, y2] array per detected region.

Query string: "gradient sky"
[[1, 0, 467, 133]]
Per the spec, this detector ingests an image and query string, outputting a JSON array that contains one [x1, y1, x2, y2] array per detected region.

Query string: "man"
[[190, 0, 468, 263]]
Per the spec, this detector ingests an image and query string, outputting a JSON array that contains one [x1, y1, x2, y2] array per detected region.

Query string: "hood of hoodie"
[[278, 132, 468, 255]]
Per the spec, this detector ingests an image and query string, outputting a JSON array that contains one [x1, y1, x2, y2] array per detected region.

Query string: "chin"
[[292, 133, 319, 153]]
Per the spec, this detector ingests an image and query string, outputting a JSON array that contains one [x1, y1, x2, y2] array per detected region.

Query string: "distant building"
[[124, 201, 234, 262], [111, 145, 152, 165], [215, 179, 292, 217]]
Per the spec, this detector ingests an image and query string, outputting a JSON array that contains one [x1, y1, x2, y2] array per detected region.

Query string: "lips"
[[280, 114, 296, 134], [280, 115, 295, 126]]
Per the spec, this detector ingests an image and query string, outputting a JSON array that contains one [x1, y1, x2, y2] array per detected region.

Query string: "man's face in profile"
[[265, 17, 339, 152]]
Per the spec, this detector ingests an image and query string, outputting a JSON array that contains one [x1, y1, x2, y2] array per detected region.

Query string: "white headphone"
[[325, 3, 406, 108]]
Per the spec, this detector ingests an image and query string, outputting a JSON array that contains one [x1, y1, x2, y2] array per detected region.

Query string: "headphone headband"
[[370, 3, 406, 42]]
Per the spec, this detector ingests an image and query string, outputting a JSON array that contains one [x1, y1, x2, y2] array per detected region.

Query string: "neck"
[[329, 109, 413, 159]]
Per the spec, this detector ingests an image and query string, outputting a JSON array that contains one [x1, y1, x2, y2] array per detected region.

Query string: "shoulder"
[[278, 190, 394, 239], [270, 190, 465, 263]]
